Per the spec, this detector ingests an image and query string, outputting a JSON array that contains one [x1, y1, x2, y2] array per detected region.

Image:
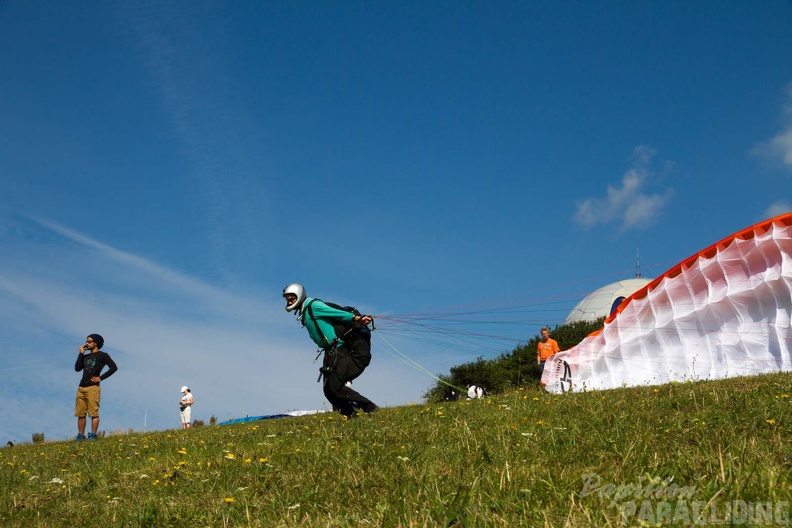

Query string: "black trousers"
[[322, 343, 375, 416]]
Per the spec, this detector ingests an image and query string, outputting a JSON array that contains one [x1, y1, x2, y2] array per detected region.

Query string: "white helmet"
[[283, 283, 306, 312]]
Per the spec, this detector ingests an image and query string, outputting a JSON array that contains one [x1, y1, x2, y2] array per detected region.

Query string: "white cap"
[[180, 386, 189, 392]]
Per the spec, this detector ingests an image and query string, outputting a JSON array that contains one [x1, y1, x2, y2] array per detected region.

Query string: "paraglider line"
[[374, 331, 467, 393]]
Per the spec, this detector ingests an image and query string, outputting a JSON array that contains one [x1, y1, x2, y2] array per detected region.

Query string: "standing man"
[[537, 326, 560, 376], [74, 334, 117, 441], [283, 283, 379, 417]]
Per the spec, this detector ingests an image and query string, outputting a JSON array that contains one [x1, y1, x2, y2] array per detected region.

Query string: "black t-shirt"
[[75, 351, 118, 387]]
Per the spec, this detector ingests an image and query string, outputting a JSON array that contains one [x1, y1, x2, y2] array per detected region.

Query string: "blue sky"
[[1, 1, 791, 443]]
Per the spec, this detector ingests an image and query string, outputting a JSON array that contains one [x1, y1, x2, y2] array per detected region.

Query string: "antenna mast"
[[635, 248, 642, 278]]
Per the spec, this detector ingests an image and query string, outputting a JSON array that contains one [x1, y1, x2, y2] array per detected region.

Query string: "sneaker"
[[87, 433, 98, 440], [75, 433, 85, 441], [363, 403, 379, 414]]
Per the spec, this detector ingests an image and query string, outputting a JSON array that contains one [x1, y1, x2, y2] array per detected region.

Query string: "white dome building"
[[564, 278, 652, 324]]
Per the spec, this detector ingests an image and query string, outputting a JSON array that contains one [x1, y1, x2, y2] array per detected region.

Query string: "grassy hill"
[[3, 373, 792, 527]]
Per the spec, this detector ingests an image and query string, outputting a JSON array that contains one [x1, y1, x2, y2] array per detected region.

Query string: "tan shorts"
[[75, 386, 101, 418]]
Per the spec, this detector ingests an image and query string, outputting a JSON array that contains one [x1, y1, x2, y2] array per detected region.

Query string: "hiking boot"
[[75, 433, 86, 442], [87, 433, 98, 440], [363, 403, 379, 414]]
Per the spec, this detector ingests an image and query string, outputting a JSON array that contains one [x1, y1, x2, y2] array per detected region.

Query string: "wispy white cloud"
[[117, 2, 275, 284], [31, 217, 266, 316], [752, 83, 792, 172], [632, 145, 656, 165], [573, 146, 674, 231], [763, 201, 791, 219]]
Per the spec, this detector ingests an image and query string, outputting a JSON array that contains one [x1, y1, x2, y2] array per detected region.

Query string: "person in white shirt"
[[179, 386, 194, 429]]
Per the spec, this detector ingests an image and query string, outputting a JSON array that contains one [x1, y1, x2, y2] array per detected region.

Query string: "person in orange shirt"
[[536, 326, 559, 376]]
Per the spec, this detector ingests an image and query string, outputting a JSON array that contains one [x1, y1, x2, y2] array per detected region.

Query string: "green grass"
[[3, 373, 792, 527]]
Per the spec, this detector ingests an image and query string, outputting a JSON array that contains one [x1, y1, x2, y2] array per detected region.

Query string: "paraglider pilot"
[[283, 283, 379, 417]]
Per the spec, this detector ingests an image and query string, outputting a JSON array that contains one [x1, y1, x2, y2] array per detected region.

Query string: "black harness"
[[303, 299, 372, 383]]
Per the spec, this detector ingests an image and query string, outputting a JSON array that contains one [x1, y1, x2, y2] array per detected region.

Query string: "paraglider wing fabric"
[[543, 213, 792, 394], [218, 414, 291, 425], [217, 410, 328, 425]]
